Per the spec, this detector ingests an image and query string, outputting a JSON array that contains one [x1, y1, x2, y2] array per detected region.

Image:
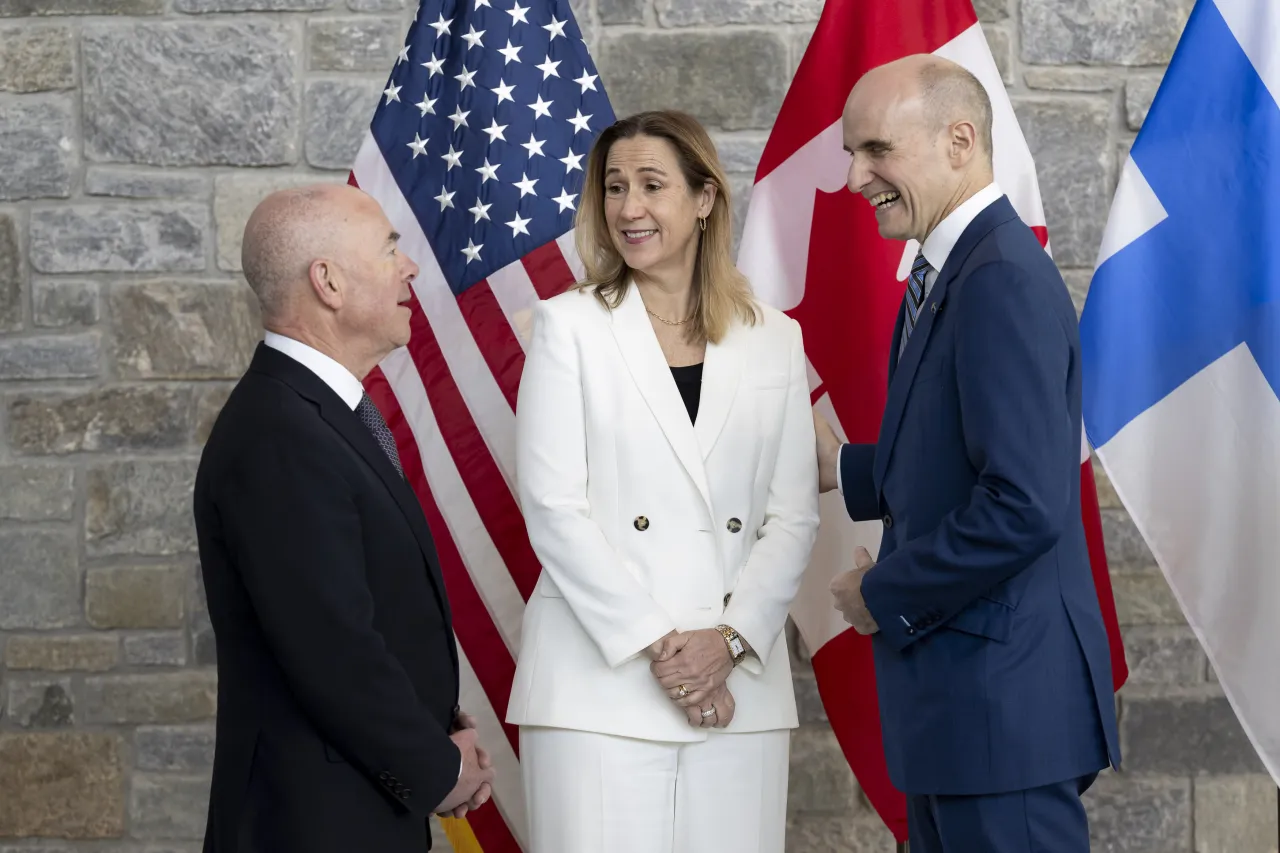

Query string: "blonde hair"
[[574, 109, 758, 344]]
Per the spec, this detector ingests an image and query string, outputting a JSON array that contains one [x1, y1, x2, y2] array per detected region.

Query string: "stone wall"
[[0, 0, 1275, 851]]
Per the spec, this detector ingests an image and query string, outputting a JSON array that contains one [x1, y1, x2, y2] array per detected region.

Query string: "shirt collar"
[[262, 330, 365, 411], [919, 182, 1003, 273]]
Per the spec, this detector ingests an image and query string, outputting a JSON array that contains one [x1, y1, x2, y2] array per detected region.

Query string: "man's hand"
[[814, 411, 843, 493], [831, 546, 880, 635], [445, 711, 492, 818], [434, 727, 495, 818], [683, 683, 736, 729], [650, 628, 734, 709]]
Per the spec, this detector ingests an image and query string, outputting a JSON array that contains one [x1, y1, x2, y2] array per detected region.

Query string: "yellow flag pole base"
[[437, 815, 485, 853]]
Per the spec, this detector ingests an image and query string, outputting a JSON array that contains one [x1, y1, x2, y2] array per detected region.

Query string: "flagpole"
[[897, 842, 908, 853]]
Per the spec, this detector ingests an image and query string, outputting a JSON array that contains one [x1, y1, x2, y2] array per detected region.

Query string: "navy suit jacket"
[[839, 195, 1121, 796]]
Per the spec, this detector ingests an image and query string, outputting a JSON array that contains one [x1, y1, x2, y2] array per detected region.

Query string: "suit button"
[[402, 788, 411, 798], [727, 517, 742, 533], [379, 771, 390, 781], [634, 515, 649, 531], [723, 592, 732, 606], [882, 513, 893, 528]]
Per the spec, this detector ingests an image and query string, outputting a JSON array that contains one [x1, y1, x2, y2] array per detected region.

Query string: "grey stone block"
[[1082, 771, 1192, 853], [0, 214, 18, 332], [348, 0, 407, 9], [0, 0, 160, 11], [82, 673, 217, 725], [7, 677, 75, 729], [8, 386, 198, 454], [0, 97, 73, 200], [1194, 775, 1278, 853], [599, 31, 789, 131], [309, 17, 403, 72], [124, 633, 189, 666], [5, 634, 118, 672], [984, 25, 1013, 85], [0, 465, 75, 520], [85, 168, 209, 200], [974, 0, 1009, 21], [29, 204, 207, 274], [787, 725, 863, 815], [0, 733, 126, 839], [305, 79, 383, 170], [135, 725, 216, 772], [177, 0, 330, 8], [83, 21, 299, 166], [130, 773, 212, 839], [655, 0, 822, 26], [109, 281, 261, 379], [1122, 689, 1265, 775], [86, 566, 187, 629], [1101, 508, 1154, 569], [1012, 96, 1112, 267], [32, 280, 100, 328], [1126, 75, 1164, 131], [600, 0, 643, 24], [0, 334, 101, 380], [1121, 626, 1207, 686], [1020, 0, 1195, 66], [0, 530, 81, 629], [85, 460, 200, 557], [1112, 572, 1186, 626], [712, 133, 766, 174], [784, 816, 899, 853], [0, 24, 74, 92], [1023, 68, 1119, 92]]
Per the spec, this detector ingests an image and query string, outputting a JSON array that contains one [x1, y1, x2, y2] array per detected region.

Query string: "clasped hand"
[[646, 629, 736, 729]]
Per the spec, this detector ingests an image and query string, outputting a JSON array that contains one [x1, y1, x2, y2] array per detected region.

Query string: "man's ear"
[[949, 119, 979, 167], [309, 258, 344, 310]]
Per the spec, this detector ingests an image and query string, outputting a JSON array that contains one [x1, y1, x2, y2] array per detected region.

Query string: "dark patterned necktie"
[[355, 392, 404, 478], [900, 251, 932, 354]]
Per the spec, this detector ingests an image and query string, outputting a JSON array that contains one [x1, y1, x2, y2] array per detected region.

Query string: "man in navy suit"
[[813, 55, 1121, 851]]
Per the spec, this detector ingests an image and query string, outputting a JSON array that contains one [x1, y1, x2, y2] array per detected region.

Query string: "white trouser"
[[520, 725, 790, 853]]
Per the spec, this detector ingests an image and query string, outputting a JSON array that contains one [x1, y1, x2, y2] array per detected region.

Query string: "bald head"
[[854, 54, 993, 165], [241, 183, 364, 322]]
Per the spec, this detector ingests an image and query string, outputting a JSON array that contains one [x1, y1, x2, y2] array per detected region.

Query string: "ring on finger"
[[676, 684, 691, 699]]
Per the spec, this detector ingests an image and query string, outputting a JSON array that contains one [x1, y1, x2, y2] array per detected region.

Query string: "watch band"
[[715, 624, 746, 666]]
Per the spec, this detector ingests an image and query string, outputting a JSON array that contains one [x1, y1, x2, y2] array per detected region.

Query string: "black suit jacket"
[[194, 342, 461, 853]]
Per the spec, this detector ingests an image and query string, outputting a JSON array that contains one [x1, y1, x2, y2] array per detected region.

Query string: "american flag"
[[348, 0, 612, 849]]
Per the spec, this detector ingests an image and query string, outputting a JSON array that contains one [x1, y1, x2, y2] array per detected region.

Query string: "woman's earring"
[[698, 216, 706, 232]]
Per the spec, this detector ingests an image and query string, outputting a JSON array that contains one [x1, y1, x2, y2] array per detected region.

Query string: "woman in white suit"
[[507, 109, 820, 853]]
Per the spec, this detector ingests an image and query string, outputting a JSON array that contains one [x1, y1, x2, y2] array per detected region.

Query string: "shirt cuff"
[[836, 443, 844, 495]]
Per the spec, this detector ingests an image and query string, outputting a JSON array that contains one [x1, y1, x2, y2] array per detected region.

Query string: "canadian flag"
[[737, 0, 1130, 841]]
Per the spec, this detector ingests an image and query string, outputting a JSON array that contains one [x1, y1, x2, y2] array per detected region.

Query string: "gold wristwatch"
[[715, 624, 747, 666]]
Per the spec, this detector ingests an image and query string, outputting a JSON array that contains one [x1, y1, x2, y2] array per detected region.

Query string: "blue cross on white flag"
[[1080, 0, 1280, 785]]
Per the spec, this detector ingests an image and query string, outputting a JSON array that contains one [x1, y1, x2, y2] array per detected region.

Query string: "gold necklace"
[[646, 307, 690, 326]]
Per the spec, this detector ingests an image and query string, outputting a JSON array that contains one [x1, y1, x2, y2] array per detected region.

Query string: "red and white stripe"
[[352, 128, 585, 852]]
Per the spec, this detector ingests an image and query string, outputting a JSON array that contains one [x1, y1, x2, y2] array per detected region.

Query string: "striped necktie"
[[901, 251, 931, 352]]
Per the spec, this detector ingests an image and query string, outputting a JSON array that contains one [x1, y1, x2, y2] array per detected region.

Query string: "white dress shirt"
[[263, 331, 365, 411], [838, 182, 1003, 495]]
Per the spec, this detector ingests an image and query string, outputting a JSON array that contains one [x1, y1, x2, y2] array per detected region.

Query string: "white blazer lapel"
[[694, 321, 743, 461], [609, 286, 714, 513]]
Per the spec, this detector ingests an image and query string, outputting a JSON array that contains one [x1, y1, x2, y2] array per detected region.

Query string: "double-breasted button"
[[634, 516, 649, 531], [882, 513, 893, 528], [726, 517, 742, 533], [379, 771, 391, 782]]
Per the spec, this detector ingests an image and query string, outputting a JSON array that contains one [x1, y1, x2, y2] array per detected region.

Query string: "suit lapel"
[[693, 321, 743, 462], [315, 396, 454, 628], [609, 286, 714, 514], [872, 196, 1020, 490], [251, 345, 454, 628]]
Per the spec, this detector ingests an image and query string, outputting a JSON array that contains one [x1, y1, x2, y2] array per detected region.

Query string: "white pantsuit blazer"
[[506, 282, 820, 743]]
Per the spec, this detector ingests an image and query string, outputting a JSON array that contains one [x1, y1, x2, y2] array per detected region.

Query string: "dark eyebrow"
[[857, 138, 894, 155], [386, 231, 400, 245]]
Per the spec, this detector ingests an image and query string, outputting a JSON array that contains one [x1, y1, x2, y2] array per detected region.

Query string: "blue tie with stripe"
[[901, 251, 931, 354]]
